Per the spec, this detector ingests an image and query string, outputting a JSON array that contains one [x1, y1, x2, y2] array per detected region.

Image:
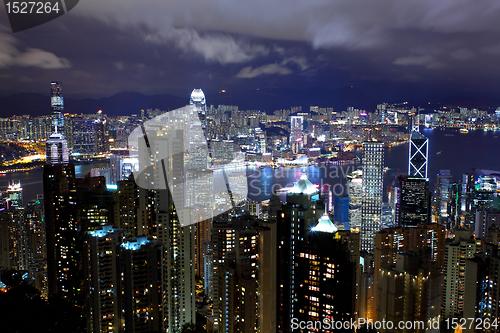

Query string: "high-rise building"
[[475, 210, 500, 239], [277, 173, 322, 332], [72, 117, 97, 156], [442, 231, 481, 319], [396, 175, 431, 227], [290, 116, 303, 146], [44, 162, 111, 301], [434, 170, 454, 225], [374, 224, 446, 322], [118, 237, 165, 333], [334, 195, 349, 225], [51, 81, 64, 135], [377, 250, 441, 332], [84, 226, 127, 333], [255, 127, 266, 153], [215, 215, 276, 333], [347, 169, 363, 231], [46, 132, 69, 165], [361, 141, 384, 252], [0, 183, 28, 272], [463, 244, 500, 333], [294, 214, 355, 331], [25, 197, 47, 297], [408, 131, 428, 178]]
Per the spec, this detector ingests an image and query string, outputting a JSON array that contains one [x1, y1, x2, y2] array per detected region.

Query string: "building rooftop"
[[312, 213, 338, 233], [288, 172, 318, 195]]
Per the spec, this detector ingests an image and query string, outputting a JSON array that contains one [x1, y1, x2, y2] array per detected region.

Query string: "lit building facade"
[[396, 176, 431, 228], [408, 131, 428, 178], [361, 141, 384, 252], [347, 169, 363, 231]]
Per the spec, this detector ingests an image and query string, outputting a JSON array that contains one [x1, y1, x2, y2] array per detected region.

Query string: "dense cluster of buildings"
[[1, 83, 500, 333]]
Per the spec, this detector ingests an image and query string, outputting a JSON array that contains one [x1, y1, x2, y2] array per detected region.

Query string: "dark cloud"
[[1, 0, 500, 104]]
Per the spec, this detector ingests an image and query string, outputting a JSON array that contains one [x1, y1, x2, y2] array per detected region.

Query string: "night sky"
[[1, 0, 500, 102]]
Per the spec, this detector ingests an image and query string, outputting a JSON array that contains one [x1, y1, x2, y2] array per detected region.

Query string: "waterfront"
[[3, 127, 500, 204]]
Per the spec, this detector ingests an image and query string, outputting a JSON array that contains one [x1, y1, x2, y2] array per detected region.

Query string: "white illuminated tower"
[[408, 117, 429, 178], [50, 81, 64, 135], [46, 82, 69, 165], [361, 141, 384, 252], [45, 132, 69, 165]]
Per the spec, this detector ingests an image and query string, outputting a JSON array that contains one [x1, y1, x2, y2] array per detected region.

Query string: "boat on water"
[[459, 128, 469, 133]]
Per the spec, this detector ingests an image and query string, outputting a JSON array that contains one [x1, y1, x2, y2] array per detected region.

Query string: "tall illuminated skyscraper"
[[51, 81, 64, 135], [361, 141, 384, 252], [47, 82, 69, 165], [408, 130, 428, 178], [290, 116, 303, 145]]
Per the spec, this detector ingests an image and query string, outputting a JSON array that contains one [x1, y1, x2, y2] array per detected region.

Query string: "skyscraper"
[[84, 226, 127, 333], [51, 81, 64, 135], [277, 173, 321, 332], [434, 170, 454, 225], [45, 132, 69, 165], [408, 131, 428, 178], [361, 141, 384, 252], [290, 115, 303, 146], [294, 214, 355, 331], [347, 169, 363, 231], [442, 231, 481, 319], [396, 175, 431, 227]]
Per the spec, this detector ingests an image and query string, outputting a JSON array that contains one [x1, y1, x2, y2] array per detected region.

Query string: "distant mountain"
[[208, 86, 378, 113], [2, 87, 498, 118], [0, 91, 186, 117]]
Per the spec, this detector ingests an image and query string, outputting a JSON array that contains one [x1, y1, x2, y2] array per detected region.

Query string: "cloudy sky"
[[1, 0, 500, 102]]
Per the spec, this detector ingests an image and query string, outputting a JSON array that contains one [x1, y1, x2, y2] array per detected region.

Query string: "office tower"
[[347, 169, 363, 231], [85, 226, 127, 333], [408, 130, 428, 178], [381, 202, 394, 228], [216, 215, 276, 333], [396, 176, 431, 227], [290, 115, 303, 146], [25, 197, 47, 297], [361, 141, 384, 252], [463, 244, 500, 333], [254, 127, 266, 153], [277, 173, 321, 332], [334, 195, 349, 225], [377, 250, 441, 332], [294, 214, 355, 331], [72, 117, 97, 156], [0, 183, 28, 272], [358, 252, 375, 321], [94, 111, 109, 154], [434, 170, 453, 225], [442, 231, 481, 319], [51, 81, 64, 135], [46, 132, 69, 165], [189, 89, 209, 170]]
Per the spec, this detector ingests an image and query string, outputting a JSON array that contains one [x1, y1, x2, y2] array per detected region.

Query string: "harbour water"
[[3, 127, 500, 204]]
